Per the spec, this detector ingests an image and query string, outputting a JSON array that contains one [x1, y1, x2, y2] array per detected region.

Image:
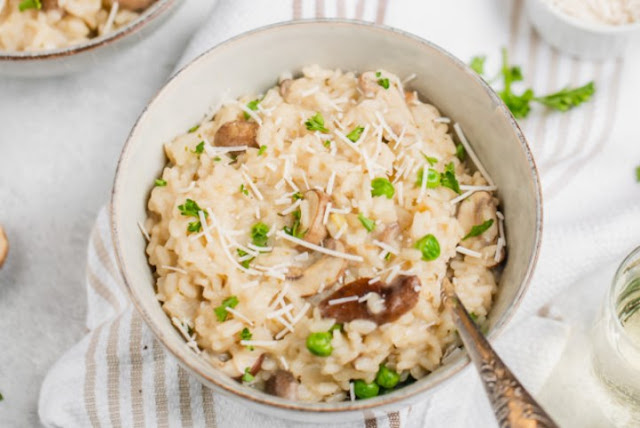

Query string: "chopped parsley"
[[19, 0, 41, 11], [636, 166, 640, 182], [292, 192, 304, 201], [284, 209, 305, 239], [440, 162, 461, 194], [213, 156, 221, 162], [155, 178, 167, 187], [469, 55, 486, 75], [257, 145, 267, 156], [346, 126, 365, 143], [328, 323, 343, 333], [462, 219, 495, 240], [305, 112, 329, 133], [251, 222, 269, 247], [242, 367, 255, 382], [455, 144, 466, 161], [469, 312, 479, 323], [178, 199, 207, 233], [239, 184, 249, 196], [371, 177, 395, 199], [240, 327, 254, 350], [376, 71, 390, 89], [214, 296, 239, 322], [237, 249, 254, 269], [243, 99, 260, 120], [324, 140, 332, 148], [358, 213, 376, 232], [192, 141, 205, 155], [188, 124, 200, 133], [422, 154, 438, 166], [415, 234, 440, 261], [534, 82, 595, 112]]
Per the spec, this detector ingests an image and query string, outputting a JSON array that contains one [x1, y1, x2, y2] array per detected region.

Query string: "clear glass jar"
[[591, 246, 640, 426]]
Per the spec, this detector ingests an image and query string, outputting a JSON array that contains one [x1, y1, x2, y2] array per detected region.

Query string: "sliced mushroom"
[[457, 191, 498, 245], [378, 222, 400, 246], [0, 226, 7, 268], [279, 79, 293, 100], [41, 0, 59, 10], [300, 189, 330, 245], [214, 120, 259, 153], [319, 275, 420, 325], [265, 370, 299, 400], [117, 0, 155, 11], [287, 240, 348, 296]]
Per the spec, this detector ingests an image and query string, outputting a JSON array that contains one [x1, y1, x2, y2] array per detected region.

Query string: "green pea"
[[375, 365, 400, 389], [371, 177, 395, 199], [306, 332, 333, 357], [415, 234, 440, 261], [353, 380, 380, 399], [415, 168, 441, 189]]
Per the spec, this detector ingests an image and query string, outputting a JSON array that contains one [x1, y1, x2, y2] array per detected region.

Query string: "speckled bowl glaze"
[[526, 0, 640, 60], [111, 20, 543, 423], [0, 0, 179, 77]]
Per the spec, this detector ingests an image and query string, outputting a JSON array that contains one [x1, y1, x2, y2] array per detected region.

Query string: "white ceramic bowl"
[[0, 0, 179, 77], [111, 20, 543, 422], [526, 0, 640, 60]]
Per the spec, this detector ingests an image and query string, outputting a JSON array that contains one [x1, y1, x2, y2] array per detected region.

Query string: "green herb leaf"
[[188, 124, 200, 133], [636, 166, 640, 182], [239, 327, 254, 350], [305, 112, 329, 133], [422, 153, 438, 166], [499, 48, 534, 119], [469, 312, 479, 323], [534, 81, 595, 112], [440, 162, 461, 194], [237, 248, 254, 268], [213, 156, 221, 162], [376, 72, 390, 89], [284, 209, 305, 239], [251, 222, 270, 247], [243, 99, 260, 120], [242, 367, 255, 382], [187, 221, 202, 233], [214, 296, 239, 322], [371, 177, 395, 199], [324, 140, 332, 148], [358, 213, 376, 232], [469, 55, 486, 75], [239, 184, 249, 196], [416, 168, 441, 189], [192, 141, 205, 155], [19, 0, 41, 11], [328, 324, 343, 333], [415, 234, 440, 261], [346, 126, 365, 143], [178, 199, 208, 232], [257, 145, 267, 156], [455, 144, 466, 161], [292, 192, 304, 201], [462, 219, 495, 240], [155, 179, 167, 187]]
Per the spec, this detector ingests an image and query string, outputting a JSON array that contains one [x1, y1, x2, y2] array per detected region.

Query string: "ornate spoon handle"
[[441, 279, 558, 428]]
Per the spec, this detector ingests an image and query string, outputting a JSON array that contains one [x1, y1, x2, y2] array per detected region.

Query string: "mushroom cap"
[[300, 189, 330, 246], [287, 239, 347, 296], [265, 370, 299, 400], [214, 120, 259, 152]]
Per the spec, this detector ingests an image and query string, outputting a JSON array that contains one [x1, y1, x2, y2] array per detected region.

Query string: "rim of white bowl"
[[110, 18, 544, 414], [0, 0, 177, 60], [533, 0, 640, 34]]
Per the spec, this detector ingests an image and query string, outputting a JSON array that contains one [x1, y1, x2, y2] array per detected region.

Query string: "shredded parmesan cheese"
[[453, 123, 495, 186], [456, 246, 482, 258], [328, 295, 359, 306], [276, 231, 364, 262]]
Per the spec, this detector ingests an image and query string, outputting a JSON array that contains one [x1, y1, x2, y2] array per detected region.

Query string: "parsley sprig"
[[305, 112, 329, 133], [19, 0, 41, 11], [178, 199, 208, 233], [462, 219, 495, 240], [471, 48, 595, 119]]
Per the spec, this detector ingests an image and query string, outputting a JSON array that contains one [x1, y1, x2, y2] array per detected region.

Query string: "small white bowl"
[[0, 0, 179, 77], [526, 0, 640, 60]]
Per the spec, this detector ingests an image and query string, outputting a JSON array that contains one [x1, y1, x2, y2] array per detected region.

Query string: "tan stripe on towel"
[[129, 313, 146, 428], [355, 0, 365, 19], [336, 0, 345, 18], [293, 0, 302, 19], [509, 0, 523, 53], [153, 340, 169, 427], [388, 411, 401, 428], [91, 224, 121, 285], [375, 0, 388, 24], [87, 268, 121, 312], [178, 367, 194, 428], [106, 316, 123, 428], [364, 417, 378, 428], [201, 383, 217, 427], [84, 324, 106, 428], [315, 0, 325, 18]]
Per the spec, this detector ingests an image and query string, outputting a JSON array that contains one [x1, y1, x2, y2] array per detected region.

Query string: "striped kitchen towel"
[[39, 0, 640, 427]]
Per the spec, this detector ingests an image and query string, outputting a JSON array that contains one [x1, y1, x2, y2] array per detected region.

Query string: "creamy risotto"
[[143, 66, 506, 402], [0, 0, 155, 51]]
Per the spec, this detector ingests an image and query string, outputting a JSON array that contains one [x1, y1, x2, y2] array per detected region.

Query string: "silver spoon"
[[441, 278, 559, 428]]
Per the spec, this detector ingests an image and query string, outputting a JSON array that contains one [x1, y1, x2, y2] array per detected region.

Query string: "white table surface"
[[0, 2, 212, 425]]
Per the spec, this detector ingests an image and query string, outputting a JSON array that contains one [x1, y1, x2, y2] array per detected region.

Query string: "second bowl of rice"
[[111, 20, 543, 422]]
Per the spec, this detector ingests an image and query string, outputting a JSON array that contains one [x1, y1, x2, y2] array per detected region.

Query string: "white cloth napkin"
[[38, 0, 640, 427]]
